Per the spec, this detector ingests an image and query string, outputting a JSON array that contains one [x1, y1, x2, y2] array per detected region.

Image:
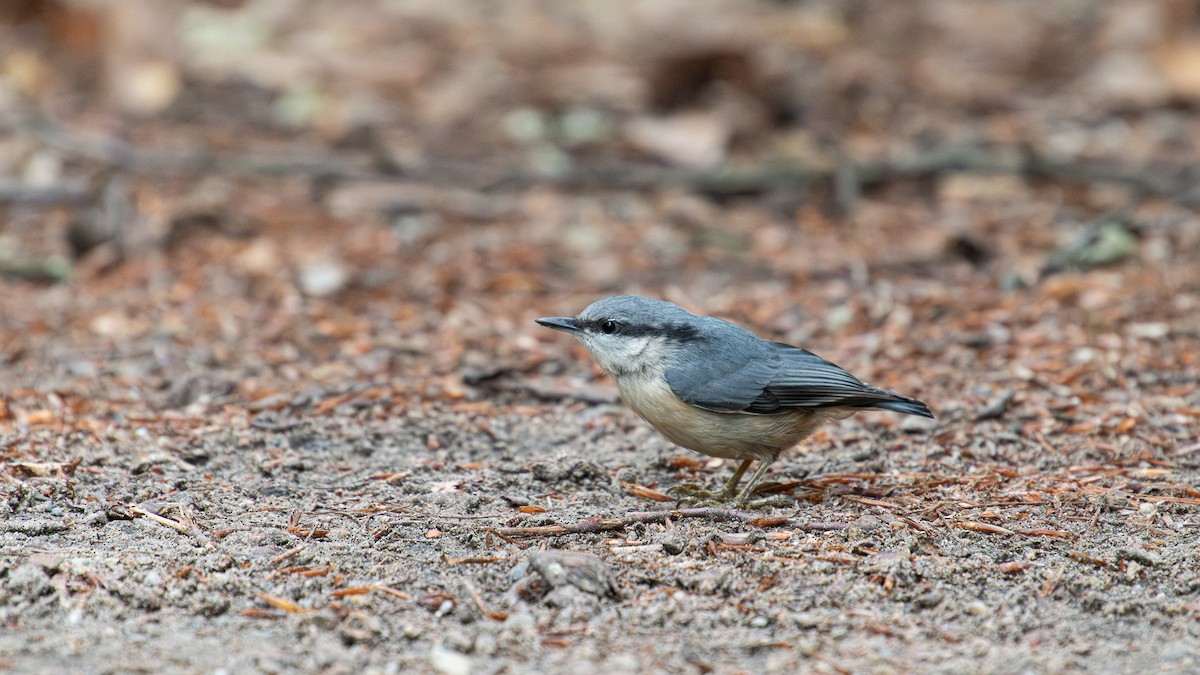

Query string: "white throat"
[[581, 334, 671, 378]]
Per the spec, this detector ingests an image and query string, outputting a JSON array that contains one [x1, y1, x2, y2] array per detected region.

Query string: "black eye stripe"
[[582, 319, 700, 342], [581, 318, 618, 334]]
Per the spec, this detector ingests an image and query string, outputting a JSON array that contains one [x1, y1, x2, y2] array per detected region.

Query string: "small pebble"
[[428, 645, 472, 675], [965, 601, 992, 617]]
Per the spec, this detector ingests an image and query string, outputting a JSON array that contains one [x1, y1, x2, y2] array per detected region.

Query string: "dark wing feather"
[[667, 332, 932, 418], [744, 343, 931, 417]]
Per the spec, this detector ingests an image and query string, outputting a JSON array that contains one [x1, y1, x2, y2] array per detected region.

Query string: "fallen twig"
[[621, 481, 673, 502], [487, 518, 628, 539], [372, 585, 411, 600], [464, 580, 508, 621], [272, 544, 307, 566], [1068, 550, 1111, 569], [629, 508, 854, 532], [487, 528, 531, 549], [443, 555, 504, 565], [1010, 528, 1075, 539], [129, 505, 211, 545], [256, 592, 314, 615], [957, 521, 1016, 536], [328, 585, 411, 601], [487, 508, 853, 539], [130, 506, 193, 535], [844, 495, 901, 509]]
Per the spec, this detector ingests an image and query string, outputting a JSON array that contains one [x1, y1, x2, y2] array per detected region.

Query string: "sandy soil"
[[3, 1, 1200, 673], [2, 374, 1198, 674]]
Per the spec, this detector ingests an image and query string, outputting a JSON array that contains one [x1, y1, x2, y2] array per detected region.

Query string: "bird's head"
[[536, 296, 701, 376]]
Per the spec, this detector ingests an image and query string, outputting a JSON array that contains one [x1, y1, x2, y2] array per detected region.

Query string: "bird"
[[536, 295, 933, 506]]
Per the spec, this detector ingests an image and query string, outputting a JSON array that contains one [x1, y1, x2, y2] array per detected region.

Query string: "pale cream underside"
[[615, 368, 852, 463], [581, 331, 856, 463]]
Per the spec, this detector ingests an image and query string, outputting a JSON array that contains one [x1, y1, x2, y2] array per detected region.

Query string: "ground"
[[1, 1, 1199, 673]]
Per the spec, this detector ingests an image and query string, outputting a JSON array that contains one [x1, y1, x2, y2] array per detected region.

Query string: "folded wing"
[[667, 333, 932, 418]]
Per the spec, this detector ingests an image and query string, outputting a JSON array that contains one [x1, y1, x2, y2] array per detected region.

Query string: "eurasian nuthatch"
[[537, 296, 933, 505]]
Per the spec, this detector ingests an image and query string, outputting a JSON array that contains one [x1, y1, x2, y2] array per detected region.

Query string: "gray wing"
[[668, 332, 932, 417], [663, 318, 781, 412], [739, 344, 892, 412]]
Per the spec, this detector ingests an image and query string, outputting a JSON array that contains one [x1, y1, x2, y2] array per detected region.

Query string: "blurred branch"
[[26, 117, 1200, 204], [30, 118, 374, 179], [525, 149, 1200, 205]]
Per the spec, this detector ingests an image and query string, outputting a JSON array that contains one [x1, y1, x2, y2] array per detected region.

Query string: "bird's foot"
[[667, 482, 726, 500], [668, 482, 792, 509]]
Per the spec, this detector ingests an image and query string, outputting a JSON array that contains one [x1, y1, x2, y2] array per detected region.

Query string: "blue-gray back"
[[662, 310, 928, 416]]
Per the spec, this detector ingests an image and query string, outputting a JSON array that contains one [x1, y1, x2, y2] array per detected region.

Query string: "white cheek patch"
[[580, 335, 668, 376]]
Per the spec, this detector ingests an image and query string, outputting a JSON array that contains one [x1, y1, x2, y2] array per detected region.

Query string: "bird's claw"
[[667, 482, 726, 500]]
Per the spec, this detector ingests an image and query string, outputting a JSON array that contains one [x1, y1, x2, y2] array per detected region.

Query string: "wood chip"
[[1068, 550, 1110, 568], [997, 561, 1032, 574], [257, 592, 314, 614], [621, 481, 673, 502], [957, 521, 1015, 536]]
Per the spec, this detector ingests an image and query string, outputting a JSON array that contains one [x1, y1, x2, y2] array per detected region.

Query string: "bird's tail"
[[871, 396, 934, 419]]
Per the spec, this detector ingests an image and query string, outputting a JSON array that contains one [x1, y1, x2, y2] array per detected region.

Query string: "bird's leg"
[[671, 459, 791, 508], [734, 458, 794, 509], [669, 459, 753, 501], [718, 458, 752, 499]]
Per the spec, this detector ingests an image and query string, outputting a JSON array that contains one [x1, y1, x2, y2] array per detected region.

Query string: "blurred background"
[[0, 0, 1197, 416]]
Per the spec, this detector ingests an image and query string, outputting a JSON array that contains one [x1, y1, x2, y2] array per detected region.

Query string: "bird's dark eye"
[[600, 320, 619, 334]]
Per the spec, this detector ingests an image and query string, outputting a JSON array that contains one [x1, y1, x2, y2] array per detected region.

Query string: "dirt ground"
[[2, 1, 1200, 673]]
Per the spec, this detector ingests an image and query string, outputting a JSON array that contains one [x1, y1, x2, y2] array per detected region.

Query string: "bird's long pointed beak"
[[536, 316, 582, 333]]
